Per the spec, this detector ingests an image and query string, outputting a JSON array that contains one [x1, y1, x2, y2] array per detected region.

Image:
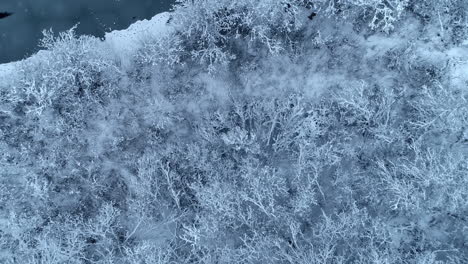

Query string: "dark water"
[[0, 0, 176, 63]]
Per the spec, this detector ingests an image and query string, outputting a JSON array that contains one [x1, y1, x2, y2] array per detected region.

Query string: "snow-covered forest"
[[1, 0, 468, 263]]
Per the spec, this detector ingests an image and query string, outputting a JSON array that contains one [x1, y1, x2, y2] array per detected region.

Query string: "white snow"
[[446, 45, 468, 90], [104, 12, 174, 69], [0, 61, 20, 88]]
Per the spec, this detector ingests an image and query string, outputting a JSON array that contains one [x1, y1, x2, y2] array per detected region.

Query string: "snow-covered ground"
[[104, 12, 173, 69], [0, 62, 18, 88]]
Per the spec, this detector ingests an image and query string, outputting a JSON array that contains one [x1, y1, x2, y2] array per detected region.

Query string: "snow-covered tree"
[[1, 0, 468, 262]]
